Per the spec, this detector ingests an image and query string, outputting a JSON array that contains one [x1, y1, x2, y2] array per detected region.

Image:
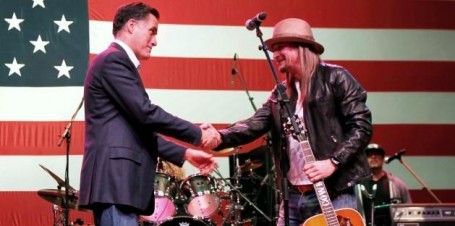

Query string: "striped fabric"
[[1, 0, 454, 225]]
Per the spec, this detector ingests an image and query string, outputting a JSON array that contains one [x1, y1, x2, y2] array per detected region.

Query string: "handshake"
[[199, 123, 221, 150]]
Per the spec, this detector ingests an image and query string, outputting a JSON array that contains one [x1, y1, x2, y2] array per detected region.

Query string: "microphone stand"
[[57, 97, 84, 226], [250, 25, 302, 226], [360, 184, 377, 226], [389, 150, 442, 203], [232, 54, 280, 223]]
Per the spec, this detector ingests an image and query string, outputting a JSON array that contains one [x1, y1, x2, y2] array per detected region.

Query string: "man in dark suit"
[[78, 2, 220, 225]]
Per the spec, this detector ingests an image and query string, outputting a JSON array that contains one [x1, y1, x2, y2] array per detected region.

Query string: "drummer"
[[159, 160, 186, 181]]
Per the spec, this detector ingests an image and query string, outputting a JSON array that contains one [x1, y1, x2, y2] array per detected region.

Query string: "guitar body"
[[302, 208, 365, 226]]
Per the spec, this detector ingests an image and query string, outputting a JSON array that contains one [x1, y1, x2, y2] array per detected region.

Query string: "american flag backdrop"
[[1, 0, 454, 225]]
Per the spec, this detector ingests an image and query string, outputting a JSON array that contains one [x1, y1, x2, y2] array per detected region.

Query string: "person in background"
[[204, 18, 373, 226], [357, 143, 412, 226], [78, 2, 220, 226]]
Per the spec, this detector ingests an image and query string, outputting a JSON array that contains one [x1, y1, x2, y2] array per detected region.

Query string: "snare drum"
[[140, 173, 177, 223], [181, 174, 221, 218]]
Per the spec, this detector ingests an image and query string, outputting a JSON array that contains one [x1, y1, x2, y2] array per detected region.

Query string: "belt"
[[289, 184, 314, 194]]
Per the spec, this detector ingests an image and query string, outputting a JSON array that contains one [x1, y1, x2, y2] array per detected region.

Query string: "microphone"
[[245, 12, 267, 30], [385, 149, 406, 164], [231, 53, 238, 75], [231, 53, 238, 85]]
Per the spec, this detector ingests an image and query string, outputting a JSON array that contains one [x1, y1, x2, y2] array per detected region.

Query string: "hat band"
[[273, 33, 315, 41]]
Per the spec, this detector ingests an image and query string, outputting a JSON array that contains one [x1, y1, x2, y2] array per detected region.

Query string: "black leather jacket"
[[217, 63, 372, 195]]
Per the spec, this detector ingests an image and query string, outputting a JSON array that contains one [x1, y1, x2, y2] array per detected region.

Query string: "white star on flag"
[[30, 35, 50, 53], [32, 0, 46, 8], [4, 13, 24, 31], [54, 15, 73, 33], [54, 59, 73, 78], [5, 57, 25, 76]]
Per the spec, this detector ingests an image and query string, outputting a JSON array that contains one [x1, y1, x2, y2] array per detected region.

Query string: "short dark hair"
[[112, 2, 160, 36]]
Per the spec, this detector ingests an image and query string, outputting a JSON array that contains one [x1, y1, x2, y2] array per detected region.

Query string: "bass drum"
[[158, 216, 214, 226]]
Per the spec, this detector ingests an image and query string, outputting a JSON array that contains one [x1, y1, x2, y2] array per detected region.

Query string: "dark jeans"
[[277, 190, 357, 226], [93, 204, 138, 226]]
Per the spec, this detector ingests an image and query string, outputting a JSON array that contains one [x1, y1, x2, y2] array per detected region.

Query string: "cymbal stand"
[[213, 168, 272, 224], [52, 204, 65, 226], [221, 148, 243, 225], [57, 97, 84, 226]]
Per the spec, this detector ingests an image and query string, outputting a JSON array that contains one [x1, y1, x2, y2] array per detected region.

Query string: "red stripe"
[[89, 0, 455, 29], [409, 189, 455, 203], [89, 55, 455, 92], [0, 121, 85, 155], [335, 61, 455, 92], [1, 122, 454, 156], [371, 125, 455, 156], [0, 192, 93, 226]]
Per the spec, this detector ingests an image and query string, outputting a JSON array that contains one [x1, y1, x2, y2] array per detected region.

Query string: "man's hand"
[[303, 159, 337, 183], [184, 148, 218, 175], [199, 123, 221, 150]]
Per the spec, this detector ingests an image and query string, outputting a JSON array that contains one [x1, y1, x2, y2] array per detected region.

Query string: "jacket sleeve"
[[156, 135, 187, 167], [331, 68, 373, 164], [217, 93, 276, 150], [101, 51, 202, 146]]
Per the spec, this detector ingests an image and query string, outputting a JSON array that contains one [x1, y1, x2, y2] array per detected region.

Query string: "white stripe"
[[1, 87, 455, 124], [384, 156, 455, 190], [89, 21, 455, 61], [0, 155, 230, 191], [0, 155, 453, 191]]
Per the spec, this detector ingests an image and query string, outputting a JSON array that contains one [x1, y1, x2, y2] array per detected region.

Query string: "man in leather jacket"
[[212, 18, 373, 225]]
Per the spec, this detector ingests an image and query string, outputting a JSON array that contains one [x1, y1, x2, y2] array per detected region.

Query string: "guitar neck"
[[299, 136, 340, 226]]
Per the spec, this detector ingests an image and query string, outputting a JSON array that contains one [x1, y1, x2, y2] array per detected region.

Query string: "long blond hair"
[[162, 161, 185, 180], [285, 46, 320, 104]]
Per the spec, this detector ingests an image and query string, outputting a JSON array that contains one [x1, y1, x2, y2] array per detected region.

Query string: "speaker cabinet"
[[391, 203, 455, 226]]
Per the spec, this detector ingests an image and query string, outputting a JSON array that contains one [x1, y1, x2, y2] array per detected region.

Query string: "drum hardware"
[[38, 164, 89, 226], [213, 147, 272, 225], [51, 204, 85, 226]]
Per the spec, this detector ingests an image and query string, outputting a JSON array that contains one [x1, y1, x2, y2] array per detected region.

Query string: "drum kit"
[[36, 146, 276, 226], [140, 147, 273, 226], [37, 164, 88, 226]]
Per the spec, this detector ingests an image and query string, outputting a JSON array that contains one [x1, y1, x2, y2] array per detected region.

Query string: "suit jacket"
[[79, 43, 201, 215]]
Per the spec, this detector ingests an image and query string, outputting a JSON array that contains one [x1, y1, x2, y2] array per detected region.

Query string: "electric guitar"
[[285, 116, 365, 226]]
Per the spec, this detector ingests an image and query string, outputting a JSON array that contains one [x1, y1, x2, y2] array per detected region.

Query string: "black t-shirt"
[[360, 175, 392, 226]]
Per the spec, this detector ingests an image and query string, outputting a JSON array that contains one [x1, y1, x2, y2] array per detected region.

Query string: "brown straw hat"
[[265, 18, 324, 54]]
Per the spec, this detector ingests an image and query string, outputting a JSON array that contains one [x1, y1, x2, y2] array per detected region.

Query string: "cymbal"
[[247, 145, 269, 155], [39, 164, 76, 191], [37, 189, 88, 211], [210, 148, 233, 157], [239, 159, 263, 173], [209, 147, 238, 157]]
